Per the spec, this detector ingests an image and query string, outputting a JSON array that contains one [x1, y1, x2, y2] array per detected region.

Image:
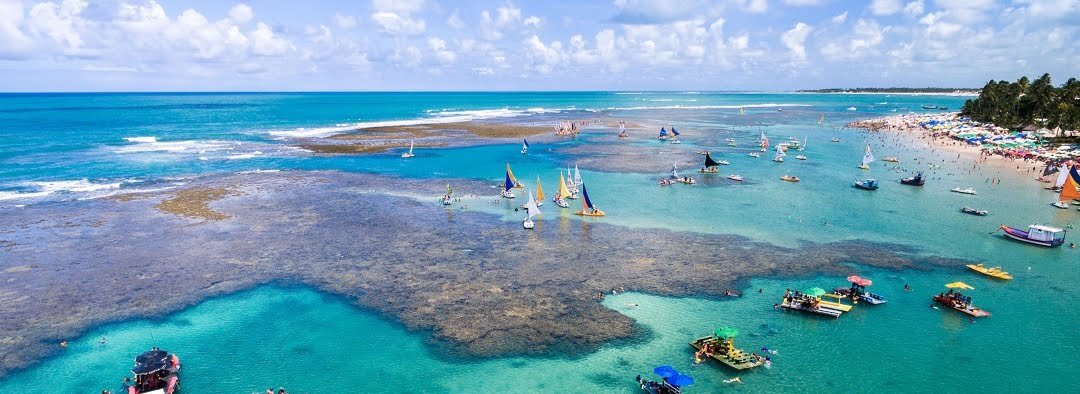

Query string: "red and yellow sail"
[[1060, 165, 1080, 201]]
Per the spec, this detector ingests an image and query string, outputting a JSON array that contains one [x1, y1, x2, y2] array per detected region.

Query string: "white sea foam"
[[606, 103, 811, 111], [123, 136, 157, 143], [115, 139, 230, 154], [614, 92, 644, 95], [226, 151, 263, 160], [0, 179, 123, 201]]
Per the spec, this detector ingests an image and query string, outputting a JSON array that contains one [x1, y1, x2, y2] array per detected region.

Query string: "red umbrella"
[[847, 275, 873, 286]]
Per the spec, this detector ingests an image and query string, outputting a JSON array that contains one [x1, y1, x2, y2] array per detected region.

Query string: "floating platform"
[[689, 336, 765, 371]]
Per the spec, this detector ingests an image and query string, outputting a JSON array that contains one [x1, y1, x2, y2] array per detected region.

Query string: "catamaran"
[[506, 163, 523, 189], [699, 152, 721, 173], [574, 183, 605, 216], [401, 139, 415, 158], [658, 127, 668, 140], [442, 183, 453, 205], [520, 139, 529, 155], [523, 191, 539, 229], [554, 171, 571, 208], [500, 171, 516, 199], [670, 127, 681, 144], [858, 144, 874, 169], [535, 177, 545, 207], [773, 144, 785, 163]]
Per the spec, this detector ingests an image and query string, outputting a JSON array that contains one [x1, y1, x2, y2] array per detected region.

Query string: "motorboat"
[[830, 138, 840, 143], [951, 187, 977, 195], [717, 160, 730, 165], [748, 152, 759, 158], [882, 156, 899, 162], [900, 172, 925, 186], [727, 174, 743, 181], [1000, 224, 1066, 247], [854, 179, 879, 190], [960, 207, 987, 216], [780, 175, 800, 182], [795, 155, 807, 160]]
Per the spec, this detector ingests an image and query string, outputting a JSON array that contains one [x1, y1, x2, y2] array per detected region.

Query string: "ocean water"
[[1, 92, 1078, 392]]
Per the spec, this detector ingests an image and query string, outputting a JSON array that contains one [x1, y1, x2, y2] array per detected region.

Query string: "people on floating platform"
[[782, 289, 821, 309], [936, 289, 972, 309]]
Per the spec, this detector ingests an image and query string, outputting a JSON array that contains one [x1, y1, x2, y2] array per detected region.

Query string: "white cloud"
[[27, 0, 89, 52], [250, 22, 290, 56], [495, 4, 521, 26], [334, 13, 358, 29], [0, 0, 33, 58], [371, 12, 425, 35], [740, 0, 769, 13], [821, 18, 887, 61], [780, 22, 811, 62], [427, 37, 456, 64], [372, 0, 424, 14], [831, 11, 848, 24], [903, 0, 924, 16], [523, 34, 564, 73], [228, 3, 253, 24], [869, 0, 901, 16], [783, 0, 823, 5], [523, 16, 542, 28], [447, 12, 465, 29], [391, 45, 422, 67]]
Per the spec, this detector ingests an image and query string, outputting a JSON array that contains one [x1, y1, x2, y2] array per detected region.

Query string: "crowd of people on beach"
[[553, 120, 601, 135]]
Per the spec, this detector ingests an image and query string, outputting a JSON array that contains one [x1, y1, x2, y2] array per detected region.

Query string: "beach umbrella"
[[666, 373, 695, 387], [653, 365, 678, 378], [804, 287, 827, 297], [714, 326, 739, 339], [945, 282, 974, 290]]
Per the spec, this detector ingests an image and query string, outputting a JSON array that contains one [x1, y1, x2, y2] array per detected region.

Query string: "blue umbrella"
[[666, 373, 695, 387], [652, 365, 678, 378]]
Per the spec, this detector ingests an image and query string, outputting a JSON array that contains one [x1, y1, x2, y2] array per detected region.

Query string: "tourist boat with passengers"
[[780, 288, 843, 317], [442, 183, 453, 206], [858, 144, 875, 169], [1000, 224, 1066, 247], [699, 153, 721, 173], [127, 348, 180, 394], [506, 163, 524, 189], [933, 282, 991, 317], [901, 172, 925, 186], [951, 187, 977, 195], [636, 366, 693, 394], [966, 263, 1012, 280], [554, 172, 571, 208], [882, 156, 899, 163], [500, 170, 516, 199], [689, 327, 765, 371], [833, 275, 886, 305]]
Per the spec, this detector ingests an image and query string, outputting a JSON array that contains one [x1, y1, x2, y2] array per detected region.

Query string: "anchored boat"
[[506, 163, 524, 189], [689, 327, 765, 371], [854, 179, 879, 190], [574, 183, 605, 217], [951, 187, 977, 195], [780, 288, 842, 317], [960, 207, 987, 216], [698, 153, 721, 173], [442, 183, 453, 206], [901, 172, 925, 186], [858, 144, 874, 169], [1000, 224, 1066, 247], [933, 282, 990, 317], [966, 264, 1012, 280], [522, 191, 539, 229], [780, 175, 800, 182], [127, 348, 180, 394]]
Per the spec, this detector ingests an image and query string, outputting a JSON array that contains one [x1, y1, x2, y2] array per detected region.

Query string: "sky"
[[0, 0, 1076, 91]]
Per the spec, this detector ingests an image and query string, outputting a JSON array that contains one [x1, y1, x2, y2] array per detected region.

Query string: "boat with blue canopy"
[[636, 366, 692, 394]]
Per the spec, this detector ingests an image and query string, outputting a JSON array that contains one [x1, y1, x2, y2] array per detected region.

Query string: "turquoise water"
[[1, 92, 1078, 392]]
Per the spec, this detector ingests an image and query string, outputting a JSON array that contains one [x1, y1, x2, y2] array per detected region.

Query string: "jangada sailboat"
[[574, 182, 605, 217], [1052, 165, 1080, 208], [520, 139, 529, 155], [564, 167, 579, 199], [670, 127, 681, 144], [773, 144, 786, 163], [535, 177, 545, 207], [523, 191, 539, 229], [617, 121, 628, 138], [699, 152, 721, 173], [500, 170, 516, 198], [554, 171, 571, 208], [442, 183, 453, 205], [574, 165, 583, 188], [506, 163, 523, 189], [658, 127, 669, 140], [401, 139, 415, 158], [858, 144, 875, 169], [759, 131, 769, 152]]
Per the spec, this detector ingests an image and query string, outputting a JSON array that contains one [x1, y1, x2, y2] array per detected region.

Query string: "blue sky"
[[0, 0, 1076, 91]]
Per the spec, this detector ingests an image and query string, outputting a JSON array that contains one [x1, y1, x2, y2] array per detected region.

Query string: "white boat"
[[831, 138, 840, 143], [859, 144, 874, 169], [717, 160, 730, 165], [759, 131, 769, 152], [442, 183, 453, 206], [773, 144, 785, 162], [523, 191, 539, 229], [748, 152, 759, 158], [727, 174, 744, 181], [573, 165, 583, 189], [951, 187, 977, 195], [670, 162, 680, 179], [1051, 201, 1069, 209], [725, 138, 737, 147], [671, 139, 682, 144], [795, 155, 807, 160], [401, 140, 415, 158], [554, 171, 572, 207]]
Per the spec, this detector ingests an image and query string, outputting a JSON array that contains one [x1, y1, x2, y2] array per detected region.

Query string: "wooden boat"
[[780, 296, 841, 317], [128, 348, 181, 394], [689, 336, 765, 371], [960, 207, 987, 216], [698, 153, 721, 173], [534, 178, 544, 207], [555, 171, 573, 207], [882, 156, 899, 163], [617, 122, 628, 138], [780, 175, 800, 182], [816, 293, 853, 312], [835, 275, 885, 304], [520, 139, 529, 155], [500, 171, 516, 198], [657, 127, 668, 140], [1000, 224, 1066, 247], [966, 264, 1012, 280], [951, 187, 977, 195], [854, 179, 879, 190], [900, 172, 925, 186], [574, 183, 605, 217], [676, 177, 696, 184], [669, 127, 681, 144]]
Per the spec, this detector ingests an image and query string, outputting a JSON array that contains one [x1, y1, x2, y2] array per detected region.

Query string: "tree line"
[[961, 73, 1080, 133]]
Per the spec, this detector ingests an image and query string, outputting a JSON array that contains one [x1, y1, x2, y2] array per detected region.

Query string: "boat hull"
[[1000, 226, 1065, 247]]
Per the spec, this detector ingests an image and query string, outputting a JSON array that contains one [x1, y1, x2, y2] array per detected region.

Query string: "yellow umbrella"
[[945, 281, 974, 290]]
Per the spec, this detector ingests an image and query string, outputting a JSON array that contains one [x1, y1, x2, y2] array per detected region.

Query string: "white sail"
[[1055, 164, 1070, 188], [802, 137, 807, 151], [526, 191, 540, 219], [774, 145, 786, 160], [862, 144, 875, 165], [619, 122, 625, 132], [574, 165, 582, 186], [671, 162, 679, 178], [408, 140, 414, 154]]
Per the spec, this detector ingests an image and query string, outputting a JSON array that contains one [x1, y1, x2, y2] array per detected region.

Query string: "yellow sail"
[[1060, 167, 1080, 201], [506, 163, 522, 188], [557, 171, 571, 198], [536, 177, 545, 200]]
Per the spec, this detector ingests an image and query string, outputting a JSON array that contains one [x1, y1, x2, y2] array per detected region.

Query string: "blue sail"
[[581, 183, 594, 209], [659, 127, 668, 136], [671, 127, 680, 136], [504, 172, 514, 191], [523, 138, 529, 147]]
